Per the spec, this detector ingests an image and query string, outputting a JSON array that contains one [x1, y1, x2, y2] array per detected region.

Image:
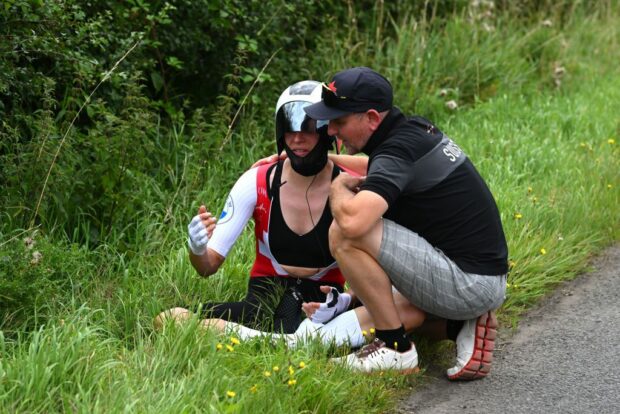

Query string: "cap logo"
[[322, 82, 347, 102]]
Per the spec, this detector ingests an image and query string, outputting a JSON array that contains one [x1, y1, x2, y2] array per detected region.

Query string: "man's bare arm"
[[330, 173, 388, 239], [328, 154, 368, 175]]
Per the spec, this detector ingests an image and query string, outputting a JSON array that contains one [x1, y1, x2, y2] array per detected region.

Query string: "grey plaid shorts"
[[377, 219, 506, 320]]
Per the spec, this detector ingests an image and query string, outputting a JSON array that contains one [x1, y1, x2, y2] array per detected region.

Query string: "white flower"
[[445, 100, 458, 110], [31, 251, 43, 265], [23, 237, 35, 249]]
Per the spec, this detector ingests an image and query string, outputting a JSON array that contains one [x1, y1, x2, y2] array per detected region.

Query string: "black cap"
[[304, 67, 393, 120]]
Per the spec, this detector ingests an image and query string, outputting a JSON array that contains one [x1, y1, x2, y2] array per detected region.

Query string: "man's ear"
[[366, 109, 384, 131]]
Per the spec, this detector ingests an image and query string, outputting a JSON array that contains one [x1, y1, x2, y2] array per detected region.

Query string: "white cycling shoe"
[[333, 338, 419, 374]]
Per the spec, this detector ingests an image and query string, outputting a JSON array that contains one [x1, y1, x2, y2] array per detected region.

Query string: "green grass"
[[457, 73, 619, 323], [1, 3, 619, 413], [0, 309, 407, 413]]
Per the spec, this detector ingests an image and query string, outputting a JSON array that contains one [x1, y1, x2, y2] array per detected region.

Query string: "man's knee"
[[329, 219, 383, 260]]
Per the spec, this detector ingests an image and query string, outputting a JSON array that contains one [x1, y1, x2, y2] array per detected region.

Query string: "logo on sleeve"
[[218, 195, 234, 224]]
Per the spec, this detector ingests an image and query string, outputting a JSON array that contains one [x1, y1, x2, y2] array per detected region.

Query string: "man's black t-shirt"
[[360, 108, 508, 276]]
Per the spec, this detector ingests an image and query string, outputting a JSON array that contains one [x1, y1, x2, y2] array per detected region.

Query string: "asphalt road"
[[397, 245, 620, 414]]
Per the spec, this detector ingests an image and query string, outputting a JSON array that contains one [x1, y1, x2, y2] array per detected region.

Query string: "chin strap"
[[284, 137, 329, 177]]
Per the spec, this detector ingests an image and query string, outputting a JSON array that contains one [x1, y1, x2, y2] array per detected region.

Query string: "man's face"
[[327, 112, 371, 155]]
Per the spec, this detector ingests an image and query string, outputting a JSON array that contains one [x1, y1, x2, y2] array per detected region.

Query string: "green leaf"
[[165, 56, 184, 69], [150, 71, 164, 92]]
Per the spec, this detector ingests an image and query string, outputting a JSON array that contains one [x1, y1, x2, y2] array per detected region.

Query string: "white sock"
[[319, 309, 364, 347], [295, 318, 325, 336], [288, 310, 364, 348], [286, 318, 324, 347], [224, 321, 292, 342]]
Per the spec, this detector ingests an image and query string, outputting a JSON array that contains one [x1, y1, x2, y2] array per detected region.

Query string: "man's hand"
[[330, 173, 386, 238], [302, 286, 352, 323], [332, 172, 366, 194], [251, 152, 287, 168], [187, 205, 216, 255]]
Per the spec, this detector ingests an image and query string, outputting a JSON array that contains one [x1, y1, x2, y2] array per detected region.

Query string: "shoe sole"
[[447, 311, 497, 381], [366, 364, 420, 376], [337, 353, 420, 376], [367, 352, 420, 375]]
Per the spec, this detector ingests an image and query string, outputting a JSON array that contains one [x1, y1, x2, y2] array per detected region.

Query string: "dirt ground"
[[397, 244, 620, 414]]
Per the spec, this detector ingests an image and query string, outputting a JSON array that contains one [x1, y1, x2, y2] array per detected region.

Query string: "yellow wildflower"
[[527, 186, 533, 193], [288, 365, 295, 375], [607, 184, 612, 189], [226, 344, 234, 352], [264, 371, 271, 377], [540, 248, 547, 255], [250, 384, 258, 393], [608, 138, 616, 145], [514, 213, 523, 219], [288, 379, 297, 386], [230, 337, 240, 345], [226, 391, 236, 398], [272, 366, 280, 372], [299, 361, 306, 369], [369, 328, 376, 334], [506, 282, 511, 288], [216, 343, 223, 351], [362, 330, 368, 336]]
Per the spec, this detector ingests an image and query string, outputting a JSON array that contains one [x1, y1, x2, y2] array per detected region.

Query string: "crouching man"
[[305, 67, 508, 379]]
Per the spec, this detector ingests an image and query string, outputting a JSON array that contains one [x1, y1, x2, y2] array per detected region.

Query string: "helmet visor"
[[276, 101, 328, 141]]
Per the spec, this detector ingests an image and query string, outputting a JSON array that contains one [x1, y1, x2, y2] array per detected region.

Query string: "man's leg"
[[288, 288, 425, 349], [329, 220, 413, 343], [329, 220, 420, 372], [346, 289, 425, 334]]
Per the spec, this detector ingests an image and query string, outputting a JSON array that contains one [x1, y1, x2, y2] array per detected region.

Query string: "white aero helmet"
[[274, 80, 331, 155]]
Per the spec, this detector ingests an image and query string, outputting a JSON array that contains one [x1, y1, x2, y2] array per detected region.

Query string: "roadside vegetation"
[[1, 1, 618, 412]]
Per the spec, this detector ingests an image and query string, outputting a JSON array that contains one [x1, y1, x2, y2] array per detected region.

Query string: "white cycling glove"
[[311, 287, 352, 324], [187, 214, 209, 255]]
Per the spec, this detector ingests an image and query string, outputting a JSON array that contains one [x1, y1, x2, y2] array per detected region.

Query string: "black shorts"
[[194, 276, 343, 333]]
